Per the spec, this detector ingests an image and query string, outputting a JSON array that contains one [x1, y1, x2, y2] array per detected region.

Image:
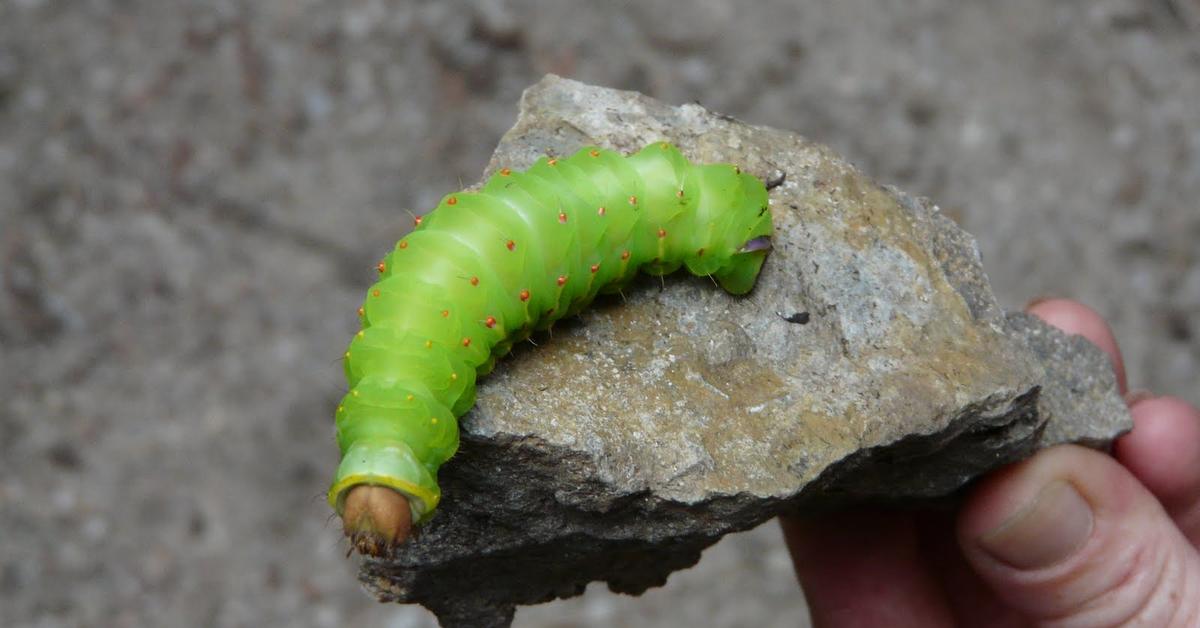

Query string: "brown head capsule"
[[341, 486, 412, 557]]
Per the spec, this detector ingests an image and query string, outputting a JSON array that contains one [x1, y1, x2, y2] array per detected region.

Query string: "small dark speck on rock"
[[778, 311, 810, 325]]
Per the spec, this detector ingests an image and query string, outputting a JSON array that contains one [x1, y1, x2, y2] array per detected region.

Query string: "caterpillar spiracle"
[[331, 142, 773, 556]]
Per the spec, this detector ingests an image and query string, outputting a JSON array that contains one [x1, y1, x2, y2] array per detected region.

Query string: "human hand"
[[780, 298, 1200, 627]]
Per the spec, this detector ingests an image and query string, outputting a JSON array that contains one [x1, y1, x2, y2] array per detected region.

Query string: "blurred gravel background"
[[1, 1, 1197, 627]]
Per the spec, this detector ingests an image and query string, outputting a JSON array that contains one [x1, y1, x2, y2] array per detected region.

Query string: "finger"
[[958, 444, 1200, 626], [781, 510, 955, 627], [1027, 298, 1127, 394], [1114, 395, 1200, 544], [915, 510, 1030, 628]]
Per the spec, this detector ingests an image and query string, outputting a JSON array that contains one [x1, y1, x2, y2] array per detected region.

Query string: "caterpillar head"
[[342, 485, 412, 556]]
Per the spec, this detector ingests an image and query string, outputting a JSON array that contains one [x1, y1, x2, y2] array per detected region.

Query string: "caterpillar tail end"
[[341, 485, 412, 556]]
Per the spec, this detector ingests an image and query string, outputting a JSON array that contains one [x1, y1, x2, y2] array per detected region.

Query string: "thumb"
[[958, 444, 1200, 626]]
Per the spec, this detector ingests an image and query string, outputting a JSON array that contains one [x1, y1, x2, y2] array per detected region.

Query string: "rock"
[[356, 75, 1131, 627]]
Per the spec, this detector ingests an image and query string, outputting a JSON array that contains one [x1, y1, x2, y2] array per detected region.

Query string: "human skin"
[[781, 298, 1200, 627]]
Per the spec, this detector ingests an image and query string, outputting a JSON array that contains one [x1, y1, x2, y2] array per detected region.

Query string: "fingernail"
[[978, 480, 1094, 570], [1123, 388, 1155, 406]]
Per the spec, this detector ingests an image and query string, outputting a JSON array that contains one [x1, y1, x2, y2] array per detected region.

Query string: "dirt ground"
[[1, 1, 1197, 627]]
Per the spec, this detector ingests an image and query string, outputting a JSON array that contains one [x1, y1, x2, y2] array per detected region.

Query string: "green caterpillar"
[[330, 142, 772, 554]]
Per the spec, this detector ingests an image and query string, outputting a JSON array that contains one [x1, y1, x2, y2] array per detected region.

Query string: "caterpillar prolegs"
[[331, 142, 773, 555]]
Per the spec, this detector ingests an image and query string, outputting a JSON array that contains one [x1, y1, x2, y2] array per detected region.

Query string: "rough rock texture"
[[358, 76, 1131, 626]]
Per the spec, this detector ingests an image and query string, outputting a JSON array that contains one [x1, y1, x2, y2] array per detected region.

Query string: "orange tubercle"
[[519, 289, 530, 302]]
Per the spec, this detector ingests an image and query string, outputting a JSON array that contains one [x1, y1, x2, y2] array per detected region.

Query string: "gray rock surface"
[[357, 76, 1131, 626]]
